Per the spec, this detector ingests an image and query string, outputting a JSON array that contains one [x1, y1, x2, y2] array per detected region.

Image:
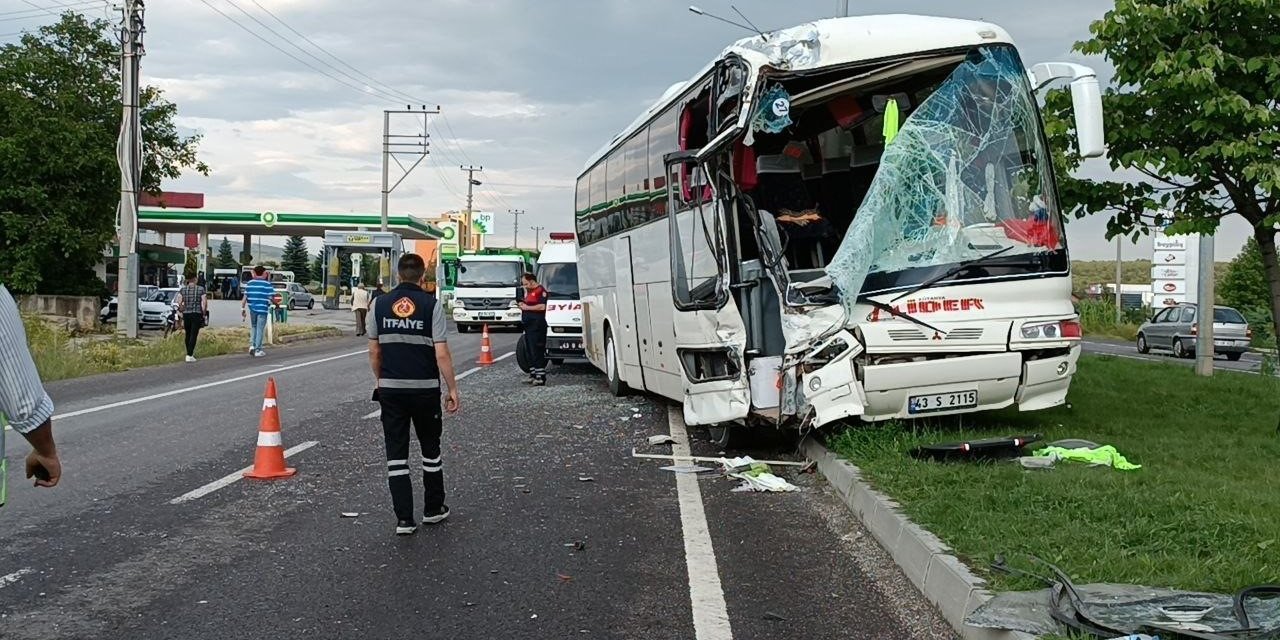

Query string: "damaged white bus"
[[575, 15, 1105, 442]]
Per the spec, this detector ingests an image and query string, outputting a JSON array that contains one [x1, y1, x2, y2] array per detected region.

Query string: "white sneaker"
[[185, 355, 196, 363], [254, 350, 266, 357]]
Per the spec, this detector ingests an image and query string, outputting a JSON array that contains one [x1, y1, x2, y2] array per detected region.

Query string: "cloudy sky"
[[6, 0, 1256, 259]]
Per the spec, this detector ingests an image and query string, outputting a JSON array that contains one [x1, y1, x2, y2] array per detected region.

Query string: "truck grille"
[[462, 298, 507, 310]]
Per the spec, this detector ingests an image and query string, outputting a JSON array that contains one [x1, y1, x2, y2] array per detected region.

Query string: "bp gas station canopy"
[[138, 209, 447, 240]]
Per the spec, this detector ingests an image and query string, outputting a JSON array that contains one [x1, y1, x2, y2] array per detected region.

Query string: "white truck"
[[450, 251, 535, 333]]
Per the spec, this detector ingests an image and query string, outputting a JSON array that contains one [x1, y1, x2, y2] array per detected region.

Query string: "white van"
[[531, 234, 583, 363]]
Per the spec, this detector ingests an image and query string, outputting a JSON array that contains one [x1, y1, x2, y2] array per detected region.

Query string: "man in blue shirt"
[[241, 266, 275, 357]]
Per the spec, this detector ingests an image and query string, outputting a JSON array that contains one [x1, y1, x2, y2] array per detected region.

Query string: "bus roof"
[[583, 14, 1013, 173]]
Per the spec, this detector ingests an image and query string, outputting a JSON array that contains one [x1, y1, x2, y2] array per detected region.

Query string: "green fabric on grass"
[[1034, 444, 1141, 471]]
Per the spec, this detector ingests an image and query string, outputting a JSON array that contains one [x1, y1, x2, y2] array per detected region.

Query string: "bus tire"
[[606, 329, 628, 397], [708, 424, 736, 449], [515, 334, 531, 373]]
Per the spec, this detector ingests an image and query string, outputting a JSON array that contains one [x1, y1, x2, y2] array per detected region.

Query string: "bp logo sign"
[[261, 211, 277, 228], [441, 225, 456, 240]]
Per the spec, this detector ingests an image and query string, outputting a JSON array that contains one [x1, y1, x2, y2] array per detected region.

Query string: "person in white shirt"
[[352, 283, 372, 337]]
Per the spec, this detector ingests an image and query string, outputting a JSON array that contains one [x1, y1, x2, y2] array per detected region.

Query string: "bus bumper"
[[806, 346, 1079, 425]]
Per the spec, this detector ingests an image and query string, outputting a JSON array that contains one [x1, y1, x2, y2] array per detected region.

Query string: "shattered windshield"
[[826, 46, 1065, 308]]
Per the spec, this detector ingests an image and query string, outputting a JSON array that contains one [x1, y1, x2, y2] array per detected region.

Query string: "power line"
[[245, 0, 433, 107], [215, 0, 413, 105], [1, 0, 102, 17], [0, 0, 106, 22], [192, 0, 400, 104]]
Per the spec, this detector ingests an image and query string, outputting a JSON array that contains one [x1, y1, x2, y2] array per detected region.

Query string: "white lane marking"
[[0, 568, 33, 589], [38, 351, 368, 427], [169, 440, 318, 505], [360, 351, 516, 420], [667, 406, 734, 640]]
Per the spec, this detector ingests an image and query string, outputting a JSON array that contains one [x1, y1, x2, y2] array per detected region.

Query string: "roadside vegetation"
[[829, 355, 1280, 594], [24, 316, 338, 382]]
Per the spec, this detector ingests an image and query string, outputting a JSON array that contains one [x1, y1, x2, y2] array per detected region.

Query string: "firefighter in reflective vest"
[[366, 254, 460, 536], [519, 272, 549, 386]]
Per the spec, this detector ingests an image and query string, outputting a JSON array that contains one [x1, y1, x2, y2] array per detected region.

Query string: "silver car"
[[1136, 303, 1252, 361], [273, 282, 315, 310]]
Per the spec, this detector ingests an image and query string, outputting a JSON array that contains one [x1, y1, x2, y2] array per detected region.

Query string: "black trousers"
[[523, 316, 548, 379], [378, 391, 444, 520], [182, 312, 203, 356]]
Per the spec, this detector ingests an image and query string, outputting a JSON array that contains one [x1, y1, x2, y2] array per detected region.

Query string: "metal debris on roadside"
[[578, 476, 594, 482], [647, 435, 676, 446], [557, 573, 574, 582], [659, 465, 716, 474], [340, 512, 360, 518], [763, 612, 788, 621]]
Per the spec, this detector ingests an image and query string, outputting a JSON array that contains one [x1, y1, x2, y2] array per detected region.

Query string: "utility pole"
[[1194, 233, 1216, 377], [460, 165, 482, 250], [1114, 235, 1123, 323], [530, 225, 545, 251], [115, 0, 144, 338], [508, 209, 525, 248], [838, 0, 849, 17], [380, 105, 438, 232]]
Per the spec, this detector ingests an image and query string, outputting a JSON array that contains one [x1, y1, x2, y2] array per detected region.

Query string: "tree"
[[182, 252, 198, 280], [0, 13, 207, 295], [311, 250, 324, 286], [1043, 0, 1280, 342], [1221, 238, 1271, 310], [280, 235, 311, 284], [215, 237, 238, 270]]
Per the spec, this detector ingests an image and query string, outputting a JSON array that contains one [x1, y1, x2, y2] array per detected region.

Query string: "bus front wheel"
[[606, 330, 628, 397]]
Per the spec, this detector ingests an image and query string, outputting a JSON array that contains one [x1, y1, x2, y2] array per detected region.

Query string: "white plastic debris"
[[729, 472, 799, 492], [647, 435, 676, 446], [340, 512, 360, 518]]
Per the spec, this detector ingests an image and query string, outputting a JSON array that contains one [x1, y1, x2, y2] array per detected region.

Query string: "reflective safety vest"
[[373, 283, 440, 394]]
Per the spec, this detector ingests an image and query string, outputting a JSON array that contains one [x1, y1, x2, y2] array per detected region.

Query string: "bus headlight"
[[1020, 320, 1082, 340]]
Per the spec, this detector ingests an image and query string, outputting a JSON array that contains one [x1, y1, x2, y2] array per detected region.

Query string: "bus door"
[[665, 151, 750, 426]]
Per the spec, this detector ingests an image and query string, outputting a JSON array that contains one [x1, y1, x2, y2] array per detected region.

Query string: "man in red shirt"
[[518, 272, 549, 386]]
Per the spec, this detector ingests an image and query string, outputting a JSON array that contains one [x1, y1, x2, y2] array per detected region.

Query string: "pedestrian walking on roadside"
[[373, 281, 386, 299], [220, 276, 231, 301], [518, 272, 549, 386], [0, 284, 62, 507], [352, 282, 371, 337], [367, 253, 460, 536], [174, 273, 208, 363], [241, 265, 273, 357]]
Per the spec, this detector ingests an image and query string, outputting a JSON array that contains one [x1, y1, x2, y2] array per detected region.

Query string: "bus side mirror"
[[1029, 62, 1105, 159]]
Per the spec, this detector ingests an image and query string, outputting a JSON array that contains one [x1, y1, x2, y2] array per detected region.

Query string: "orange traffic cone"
[[244, 377, 297, 480], [477, 324, 495, 366]]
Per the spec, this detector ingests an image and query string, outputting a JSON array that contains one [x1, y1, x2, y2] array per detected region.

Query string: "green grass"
[[23, 317, 338, 382], [1077, 300, 1142, 342], [828, 356, 1280, 593]]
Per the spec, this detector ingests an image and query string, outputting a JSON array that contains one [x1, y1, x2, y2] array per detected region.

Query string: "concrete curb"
[[275, 328, 345, 345], [801, 436, 1033, 640]]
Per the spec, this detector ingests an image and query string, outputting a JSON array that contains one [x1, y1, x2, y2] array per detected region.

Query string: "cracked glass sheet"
[[825, 46, 1060, 312], [966, 583, 1280, 636]]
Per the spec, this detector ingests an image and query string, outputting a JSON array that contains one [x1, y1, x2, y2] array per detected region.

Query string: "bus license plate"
[[908, 390, 978, 414]]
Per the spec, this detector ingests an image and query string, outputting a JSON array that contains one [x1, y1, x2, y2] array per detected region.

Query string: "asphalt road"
[[1081, 338, 1267, 375], [0, 330, 952, 640]]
